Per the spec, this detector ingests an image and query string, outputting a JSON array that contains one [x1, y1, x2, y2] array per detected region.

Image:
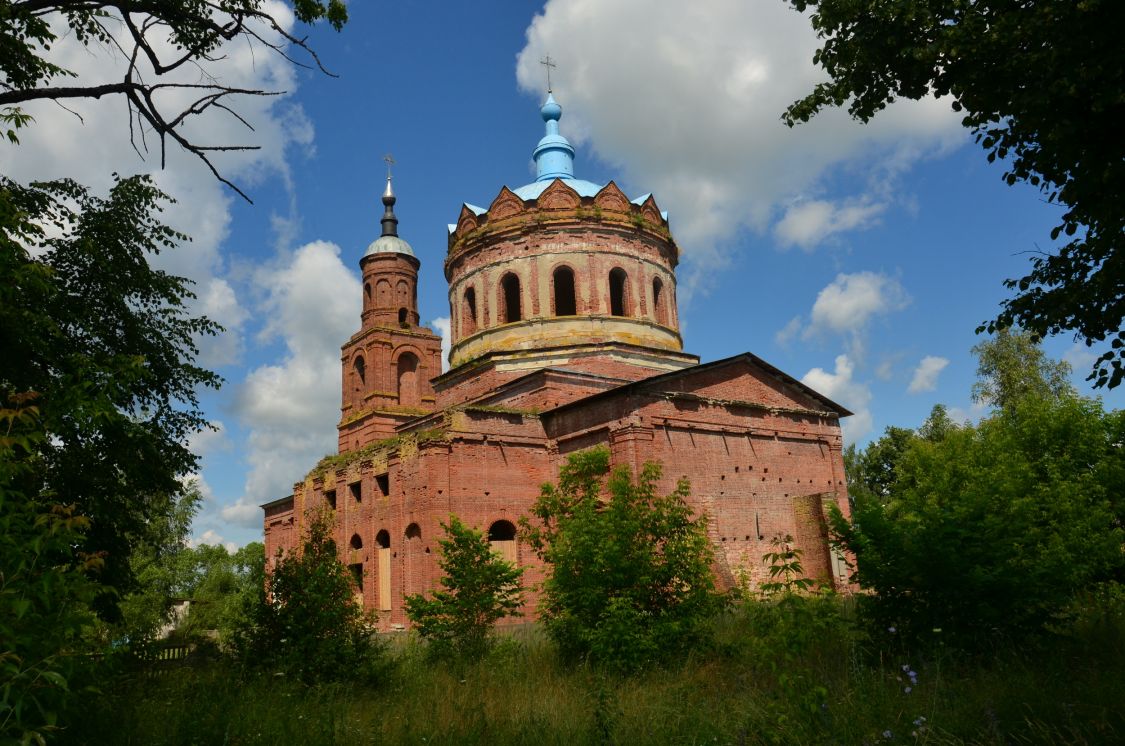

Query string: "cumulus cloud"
[[516, 0, 963, 294], [801, 354, 873, 444], [432, 317, 452, 372], [908, 355, 950, 394], [193, 529, 237, 554], [775, 315, 803, 346], [222, 241, 361, 527], [775, 199, 885, 250], [0, 6, 314, 370], [805, 271, 910, 340]]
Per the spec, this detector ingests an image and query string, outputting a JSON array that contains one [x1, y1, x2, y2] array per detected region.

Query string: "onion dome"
[[365, 174, 415, 257]]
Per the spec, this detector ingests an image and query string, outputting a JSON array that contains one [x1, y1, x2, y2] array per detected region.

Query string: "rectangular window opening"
[[349, 481, 362, 503], [376, 473, 389, 497], [325, 489, 337, 510]]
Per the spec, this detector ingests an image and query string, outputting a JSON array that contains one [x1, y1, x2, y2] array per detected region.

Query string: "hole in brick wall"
[[376, 473, 389, 497], [745, 535, 751, 541], [350, 534, 363, 550], [734, 466, 739, 473], [721, 537, 726, 541], [720, 474, 725, 480], [350, 481, 362, 502], [325, 490, 337, 510], [424, 547, 431, 554], [779, 477, 783, 482], [764, 468, 769, 473]]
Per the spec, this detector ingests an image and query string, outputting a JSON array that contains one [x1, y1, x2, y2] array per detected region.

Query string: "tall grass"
[[65, 597, 1125, 745]]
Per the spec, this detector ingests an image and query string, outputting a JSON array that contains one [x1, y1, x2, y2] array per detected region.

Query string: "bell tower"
[[338, 171, 444, 451]]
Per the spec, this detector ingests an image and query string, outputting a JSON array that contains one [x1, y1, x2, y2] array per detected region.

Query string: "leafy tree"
[[832, 338, 1125, 648], [522, 447, 721, 671], [783, 0, 1125, 387], [0, 0, 348, 199], [404, 517, 524, 660], [177, 542, 264, 647], [243, 510, 381, 683], [0, 175, 221, 620], [0, 396, 100, 744], [971, 328, 1073, 411]]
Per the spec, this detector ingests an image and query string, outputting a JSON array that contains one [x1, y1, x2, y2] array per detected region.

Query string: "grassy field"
[[64, 599, 1125, 745]]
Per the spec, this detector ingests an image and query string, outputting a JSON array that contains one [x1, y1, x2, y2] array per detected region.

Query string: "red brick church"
[[262, 94, 852, 630]]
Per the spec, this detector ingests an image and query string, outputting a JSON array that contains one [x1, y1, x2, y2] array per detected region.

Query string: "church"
[[262, 93, 852, 630]]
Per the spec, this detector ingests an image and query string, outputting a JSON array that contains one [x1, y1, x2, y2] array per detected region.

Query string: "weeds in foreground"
[[62, 594, 1125, 746]]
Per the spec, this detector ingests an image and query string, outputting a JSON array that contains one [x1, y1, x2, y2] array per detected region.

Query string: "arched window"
[[376, 279, 391, 307], [609, 268, 629, 316], [375, 529, 391, 611], [462, 287, 477, 336], [553, 267, 576, 316], [398, 307, 408, 325], [652, 277, 666, 325], [500, 273, 522, 323], [489, 520, 518, 563], [350, 534, 363, 550], [404, 523, 423, 597], [363, 282, 371, 303], [397, 352, 419, 407], [352, 355, 366, 392]]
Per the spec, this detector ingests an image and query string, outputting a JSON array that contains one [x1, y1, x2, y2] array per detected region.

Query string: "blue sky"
[[4, 0, 1119, 549]]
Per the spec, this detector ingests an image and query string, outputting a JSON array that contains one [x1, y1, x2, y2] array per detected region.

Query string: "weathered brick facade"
[[263, 98, 851, 630]]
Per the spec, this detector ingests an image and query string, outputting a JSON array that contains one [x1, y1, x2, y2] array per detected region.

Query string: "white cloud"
[[775, 315, 803, 346], [774, 199, 886, 250], [193, 529, 237, 554], [907, 355, 950, 394], [432, 317, 452, 372], [1063, 342, 1097, 372], [223, 241, 361, 528], [0, 7, 313, 375], [801, 354, 873, 444], [806, 271, 910, 338], [187, 421, 230, 459], [516, 0, 964, 295]]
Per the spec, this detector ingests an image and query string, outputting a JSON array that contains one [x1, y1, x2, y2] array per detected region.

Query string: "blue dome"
[[540, 94, 562, 122]]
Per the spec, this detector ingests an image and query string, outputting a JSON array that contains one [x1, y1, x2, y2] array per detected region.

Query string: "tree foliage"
[[0, 175, 221, 619], [0, 397, 100, 744], [0, 0, 348, 199], [243, 510, 381, 684], [832, 334, 1125, 648], [522, 447, 721, 671], [404, 517, 524, 660], [784, 0, 1125, 387]]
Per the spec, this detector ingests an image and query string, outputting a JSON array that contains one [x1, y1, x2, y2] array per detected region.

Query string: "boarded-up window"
[[488, 520, 518, 564], [376, 530, 391, 611], [397, 352, 419, 407]]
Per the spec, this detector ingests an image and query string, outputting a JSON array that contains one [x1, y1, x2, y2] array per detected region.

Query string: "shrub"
[[522, 447, 722, 671], [405, 516, 523, 659], [240, 509, 383, 683]]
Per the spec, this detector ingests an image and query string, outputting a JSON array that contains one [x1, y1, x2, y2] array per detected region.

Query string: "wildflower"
[[887, 626, 896, 634], [903, 686, 912, 694], [882, 729, 893, 739], [913, 716, 927, 726]]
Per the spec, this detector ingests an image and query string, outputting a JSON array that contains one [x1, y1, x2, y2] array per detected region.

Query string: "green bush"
[[240, 510, 384, 683], [405, 516, 523, 660], [523, 447, 722, 671], [834, 334, 1125, 649]]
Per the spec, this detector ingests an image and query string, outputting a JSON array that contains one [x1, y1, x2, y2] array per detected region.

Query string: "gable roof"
[[542, 352, 853, 418]]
